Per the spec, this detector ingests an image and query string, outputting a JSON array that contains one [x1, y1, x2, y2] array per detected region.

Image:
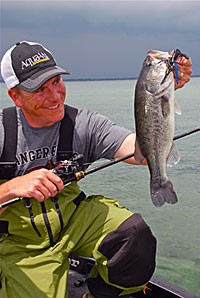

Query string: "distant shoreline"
[[63, 77, 138, 82], [66, 74, 200, 82], [0, 75, 199, 83]]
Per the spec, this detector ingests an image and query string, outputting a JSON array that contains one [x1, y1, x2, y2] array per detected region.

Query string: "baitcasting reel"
[[52, 153, 84, 185]]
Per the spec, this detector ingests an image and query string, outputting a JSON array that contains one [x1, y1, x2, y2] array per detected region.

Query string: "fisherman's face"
[[10, 75, 66, 127]]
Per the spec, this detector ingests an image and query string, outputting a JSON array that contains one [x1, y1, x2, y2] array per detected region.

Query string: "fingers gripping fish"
[[134, 50, 181, 207]]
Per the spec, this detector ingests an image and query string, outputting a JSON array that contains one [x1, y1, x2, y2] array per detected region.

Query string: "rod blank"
[[0, 126, 199, 209]]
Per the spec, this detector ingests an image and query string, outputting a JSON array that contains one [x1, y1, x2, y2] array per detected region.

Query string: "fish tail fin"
[[150, 180, 178, 207]]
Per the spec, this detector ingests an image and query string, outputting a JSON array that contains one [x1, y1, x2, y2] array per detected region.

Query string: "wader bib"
[[0, 106, 156, 298]]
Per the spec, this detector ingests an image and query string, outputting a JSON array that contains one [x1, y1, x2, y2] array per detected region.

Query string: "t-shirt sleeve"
[[73, 108, 132, 164]]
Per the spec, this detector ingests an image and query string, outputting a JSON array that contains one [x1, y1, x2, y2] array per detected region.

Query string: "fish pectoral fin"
[[134, 139, 145, 163], [167, 142, 180, 167], [161, 95, 170, 118], [174, 100, 182, 115]]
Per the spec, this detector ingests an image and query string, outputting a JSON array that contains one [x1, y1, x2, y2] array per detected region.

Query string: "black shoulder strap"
[[0, 107, 18, 179], [0, 105, 78, 178], [0, 106, 18, 162], [57, 104, 78, 161]]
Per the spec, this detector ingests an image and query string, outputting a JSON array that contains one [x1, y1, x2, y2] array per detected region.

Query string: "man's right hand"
[[0, 169, 64, 206]]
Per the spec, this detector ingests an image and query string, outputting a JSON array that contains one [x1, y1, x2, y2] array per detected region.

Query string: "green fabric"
[[0, 182, 145, 297], [0, 181, 82, 252]]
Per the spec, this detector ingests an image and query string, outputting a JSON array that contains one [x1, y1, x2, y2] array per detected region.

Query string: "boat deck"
[[68, 255, 199, 298]]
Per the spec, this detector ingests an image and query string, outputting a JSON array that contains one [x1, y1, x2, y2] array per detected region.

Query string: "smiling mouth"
[[45, 104, 59, 110]]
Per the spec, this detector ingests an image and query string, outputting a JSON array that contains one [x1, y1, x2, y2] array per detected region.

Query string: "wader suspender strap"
[[46, 104, 78, 245], [57, 105, 78, 160], [0, 107, 18, 179], [0, 107, 18, 162]]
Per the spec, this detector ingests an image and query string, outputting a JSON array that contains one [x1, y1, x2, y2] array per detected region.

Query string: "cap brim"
[[18, 66, 70, 92]]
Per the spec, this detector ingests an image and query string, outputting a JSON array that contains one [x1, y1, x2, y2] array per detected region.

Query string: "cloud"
[[1, 1, 200, 78], [2, 1, 200, 34]]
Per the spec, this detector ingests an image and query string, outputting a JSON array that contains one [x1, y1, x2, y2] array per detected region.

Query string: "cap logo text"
[[21, 52, 50, 70]]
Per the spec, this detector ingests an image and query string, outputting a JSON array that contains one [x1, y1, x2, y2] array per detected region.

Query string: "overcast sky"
[[1, 1, 200, 79]]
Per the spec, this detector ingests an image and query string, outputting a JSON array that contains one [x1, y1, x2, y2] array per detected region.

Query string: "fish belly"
[[135, 94, 178, 207]]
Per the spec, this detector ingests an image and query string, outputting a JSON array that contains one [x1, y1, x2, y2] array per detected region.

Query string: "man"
[[0, 41, 192, 298]]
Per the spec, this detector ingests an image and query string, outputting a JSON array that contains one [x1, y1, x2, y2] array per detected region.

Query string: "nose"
[[47, 86, 60, 101]]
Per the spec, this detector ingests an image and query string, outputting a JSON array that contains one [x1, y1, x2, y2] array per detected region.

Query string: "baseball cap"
[[1, 41, 70, 92]]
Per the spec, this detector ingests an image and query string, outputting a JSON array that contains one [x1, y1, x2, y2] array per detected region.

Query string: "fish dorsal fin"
[[174, 100, 182, 115], [167, 142, 180, 167], [134, 138, 145, 163]]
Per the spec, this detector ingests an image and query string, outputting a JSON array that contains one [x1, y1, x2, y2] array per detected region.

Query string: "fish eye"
[[161, 95, 169, 102]]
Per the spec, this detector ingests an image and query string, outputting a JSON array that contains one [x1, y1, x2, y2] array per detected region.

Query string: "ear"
[[8, 88, 23, 107]]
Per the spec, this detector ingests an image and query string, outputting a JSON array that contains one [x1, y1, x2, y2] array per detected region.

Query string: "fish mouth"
[[147, 50, 170, 61], [145, 58, 174, 97]]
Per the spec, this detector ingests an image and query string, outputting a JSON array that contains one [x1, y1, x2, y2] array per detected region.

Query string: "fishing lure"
[[169, 49, 190, 85], [161, 49, 189, 85]]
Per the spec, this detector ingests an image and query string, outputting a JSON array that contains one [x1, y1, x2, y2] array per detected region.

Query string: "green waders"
[[0, 181, 156, 298]]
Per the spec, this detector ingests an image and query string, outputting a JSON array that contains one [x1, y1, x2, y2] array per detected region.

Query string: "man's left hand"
[[173, 54, 192, 90]]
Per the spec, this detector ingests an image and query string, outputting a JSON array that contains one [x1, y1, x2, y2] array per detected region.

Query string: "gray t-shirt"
[[0, 107, 131, 176]]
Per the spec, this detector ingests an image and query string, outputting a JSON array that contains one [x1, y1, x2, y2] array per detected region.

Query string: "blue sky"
[[1, 1, 200, 79]]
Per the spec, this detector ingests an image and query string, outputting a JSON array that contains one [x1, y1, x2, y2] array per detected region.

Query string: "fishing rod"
[[0, 126, 199, 209], [77, 126, 200, 177], [173, 126, 200, 141]]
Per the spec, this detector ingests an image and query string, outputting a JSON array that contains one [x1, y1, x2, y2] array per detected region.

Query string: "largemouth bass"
[[134, 50, 180, 207]]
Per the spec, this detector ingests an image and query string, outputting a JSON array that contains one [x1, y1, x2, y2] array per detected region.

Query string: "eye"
[[54, 76, 61, 85], [36, 87, 45, 94]]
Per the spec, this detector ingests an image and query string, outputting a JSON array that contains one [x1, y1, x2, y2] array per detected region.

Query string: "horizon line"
[[0, 74, 199, 83]]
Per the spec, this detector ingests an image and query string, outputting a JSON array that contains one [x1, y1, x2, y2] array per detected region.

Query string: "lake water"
[[0, 77, 200, 295]]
